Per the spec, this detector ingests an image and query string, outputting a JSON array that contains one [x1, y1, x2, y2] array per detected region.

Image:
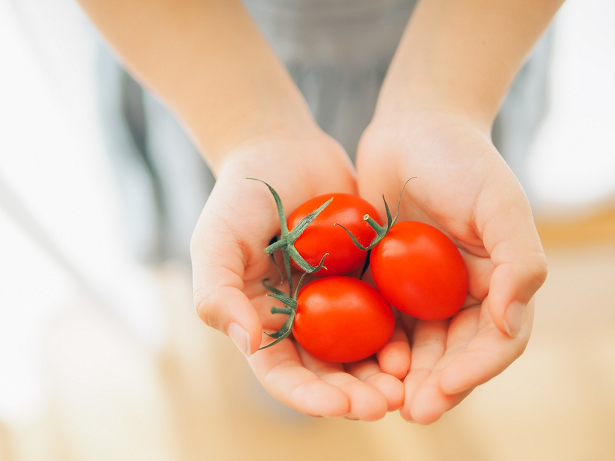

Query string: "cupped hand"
[[356, 109, 548, 424], [191, 129, 405, 420]]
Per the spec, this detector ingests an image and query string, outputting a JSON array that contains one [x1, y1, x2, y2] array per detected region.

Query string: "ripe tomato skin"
[[292, 276, 395, 363], [370, 221, 468, 321], [287, 194, 382, 276]]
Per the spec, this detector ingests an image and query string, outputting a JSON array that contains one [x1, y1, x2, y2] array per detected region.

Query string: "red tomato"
[[287, 194, 382, 276], [292, 276, 395, 363], [370, 221, 468, 321]]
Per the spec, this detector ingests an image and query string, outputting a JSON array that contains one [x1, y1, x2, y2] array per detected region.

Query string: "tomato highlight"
[[288, 193, 383, 276], [338, 179, 469, 320]]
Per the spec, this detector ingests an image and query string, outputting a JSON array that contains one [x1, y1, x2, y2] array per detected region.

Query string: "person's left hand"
[[355, 108, 548, 424]]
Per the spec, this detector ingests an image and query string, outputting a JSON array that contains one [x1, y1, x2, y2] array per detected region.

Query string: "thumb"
[[190, 203, 262, 357], [478, 181, 548, 337]]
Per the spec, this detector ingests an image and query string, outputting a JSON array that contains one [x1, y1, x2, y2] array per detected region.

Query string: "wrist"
[[373, 80, 497, 137], [208, 123, 344, 178], [370, 93, 494, 140], [193, 101, 321, 175]]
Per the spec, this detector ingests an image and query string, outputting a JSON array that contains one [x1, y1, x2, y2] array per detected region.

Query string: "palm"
[[192, 134, 404, 420], [357, 113, 546, 423]]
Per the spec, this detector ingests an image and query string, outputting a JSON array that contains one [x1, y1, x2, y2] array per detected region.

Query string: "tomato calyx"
[[336, 177, 415, 251], [248, 178, 332, 293], [258, 254, 328, 351]]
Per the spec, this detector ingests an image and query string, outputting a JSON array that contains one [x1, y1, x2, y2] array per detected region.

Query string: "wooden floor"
[[2, 215, 615, 461]]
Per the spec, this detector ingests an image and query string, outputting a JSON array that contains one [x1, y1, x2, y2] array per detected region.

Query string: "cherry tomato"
[[370, 221, 468, 321], [287, 194, 382, 276], [292, 276, 395, 363]]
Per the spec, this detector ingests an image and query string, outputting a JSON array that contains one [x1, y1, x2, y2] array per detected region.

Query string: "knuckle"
[[529, 253, 549, 288], [193, 287, 221, 331]]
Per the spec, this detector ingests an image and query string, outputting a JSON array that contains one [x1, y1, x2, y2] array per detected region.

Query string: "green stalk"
[[258, 255, 327, 350], [248, 178, 332, 294], [336, 177, 416, 251]]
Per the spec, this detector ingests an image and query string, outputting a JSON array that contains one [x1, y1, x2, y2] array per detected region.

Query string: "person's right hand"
[[191, 128, 405, 420]]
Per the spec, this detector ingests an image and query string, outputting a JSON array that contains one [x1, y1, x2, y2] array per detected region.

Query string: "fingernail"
[[504, 301, 525, 337], [228, 322, 251, 357]]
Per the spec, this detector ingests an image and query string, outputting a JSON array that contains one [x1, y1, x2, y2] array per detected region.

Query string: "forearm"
[[77, 0, 314, 171], [377, 0, 564, 130]]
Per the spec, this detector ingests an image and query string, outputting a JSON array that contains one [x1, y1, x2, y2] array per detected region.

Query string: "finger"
[[399, 319, 448, 422], [407, 306, 480, 423], [249, 338, 350, 417], [459, 249, 493, 301], [476, 179, 547, 337], [345, 359, 404, 412], [298, 347, 388, 421], [439, 298, 535, 395], [376, 318, 411, 380], [411, 386, 474, 425], [191, 190, 263, 356]]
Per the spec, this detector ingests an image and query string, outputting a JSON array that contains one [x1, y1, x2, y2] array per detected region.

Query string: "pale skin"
[[77, 0, 563, 422]]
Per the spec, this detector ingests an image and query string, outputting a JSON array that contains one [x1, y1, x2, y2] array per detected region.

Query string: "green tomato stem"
[[337, 177, 416, 252], [248, 177, 333, 294], [258, 254, 327, 351]]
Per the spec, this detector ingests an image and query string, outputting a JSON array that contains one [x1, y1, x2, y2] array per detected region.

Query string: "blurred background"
[[1, 0, 615, 460]]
